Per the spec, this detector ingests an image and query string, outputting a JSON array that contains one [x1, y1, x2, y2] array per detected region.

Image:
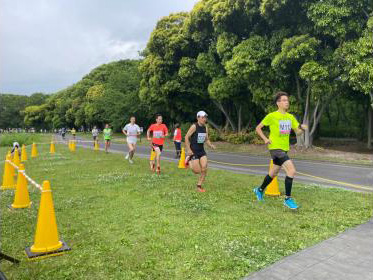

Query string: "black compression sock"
[[259, 175, 273, 192], [285, 176, 294, 197]]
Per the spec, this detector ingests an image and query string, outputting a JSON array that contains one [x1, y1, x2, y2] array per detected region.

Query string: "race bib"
[[197, 133, 206, 143], [153, 131, 163, 138], [279, 120, 291, 135]]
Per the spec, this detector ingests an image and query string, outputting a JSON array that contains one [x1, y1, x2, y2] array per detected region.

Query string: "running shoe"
[[125, 153, 129, 160], [284, 198, 298, 209], [156, 167, 161, 175], [197, 187, 206, 192], [129, 159, 134, 164], [253, 187, 264, 201]]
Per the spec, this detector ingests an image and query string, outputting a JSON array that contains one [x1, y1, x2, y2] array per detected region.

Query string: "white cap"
[[197, 111, 208, 118]]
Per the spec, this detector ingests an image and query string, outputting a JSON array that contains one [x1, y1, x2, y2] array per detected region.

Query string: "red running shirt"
[[173, 128, 182, 141], [148, 124, 168, 145]]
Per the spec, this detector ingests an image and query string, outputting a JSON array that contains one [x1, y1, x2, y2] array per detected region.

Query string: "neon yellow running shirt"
[[261, 111, 299, 151], [103, 128, 112, 140]]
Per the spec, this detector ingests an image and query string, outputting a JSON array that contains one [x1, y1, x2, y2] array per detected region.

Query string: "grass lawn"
[[1, 142, 372, 279]]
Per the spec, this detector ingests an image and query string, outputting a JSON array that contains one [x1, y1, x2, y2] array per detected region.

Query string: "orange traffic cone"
[[11, 164, 32, 209], [50, 142, 55, 154], [71, 140, 76, 152], [1, 154, 16, 190], [25, 181, 70, 259], [31, 143, 38, 158], [8, 151, 15, 178], [178, 148, 186, 169], [21, 144, 28, 162], [265, 160, 281, 196], [150, 149, 156, 161], [94, 140, 99, 151], [13, 148, 20, 167]]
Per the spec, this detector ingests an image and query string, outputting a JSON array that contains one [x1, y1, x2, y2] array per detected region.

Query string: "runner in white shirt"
[[122, 116, 141, 164], [92, 126, 99, 147]]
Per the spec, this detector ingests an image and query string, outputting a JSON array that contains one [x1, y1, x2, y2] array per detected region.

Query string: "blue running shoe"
[[253, 187, 264, 201], [284, 198, 298, 209]]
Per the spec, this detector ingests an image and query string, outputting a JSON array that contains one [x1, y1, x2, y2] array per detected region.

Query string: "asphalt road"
[[67, 136, 373, 192]]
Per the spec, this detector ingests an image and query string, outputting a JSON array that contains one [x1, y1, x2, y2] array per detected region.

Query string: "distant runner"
[[173, 123, 182, 158], [103, 124, 112, 153], [123, 116, 141, 164], [254, 91, 308, 209], [147, 114, 168, 175], [92, 126, 99, 147], [71, 127, 76, 139]]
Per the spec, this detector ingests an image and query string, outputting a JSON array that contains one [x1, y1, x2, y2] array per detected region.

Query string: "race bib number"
[[153, 131, 163, 138], [197, 133, 206, 144], [279, 120, 291, 135]]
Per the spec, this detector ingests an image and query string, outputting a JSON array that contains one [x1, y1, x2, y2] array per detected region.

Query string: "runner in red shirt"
[[173, 123, 182, 158], [147, 114, 168, 174]]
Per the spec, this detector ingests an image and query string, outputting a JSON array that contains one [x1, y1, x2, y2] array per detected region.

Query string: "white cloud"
[[0, 0, 198, 94]]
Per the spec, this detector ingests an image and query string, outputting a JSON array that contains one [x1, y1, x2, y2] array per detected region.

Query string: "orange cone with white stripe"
[[11, 164, 31, 208], [21, 144, 28, 162], [1, 154, 16, 190], [25, 180, 70, 259], [265, 160, 280, 196]]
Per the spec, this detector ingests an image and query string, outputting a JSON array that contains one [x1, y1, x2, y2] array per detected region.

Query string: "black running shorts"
[[269, 149, 290, 166], [190, 150, 206, 160]]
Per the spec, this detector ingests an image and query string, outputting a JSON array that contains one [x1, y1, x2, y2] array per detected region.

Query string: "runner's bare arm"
[[147, 128, 152, 141], [205, 127, 216, 149], [122, 129, 127, 136], [185, 124, 196, 155], [256, 122, 271, 144], [293, 124, 308, 135]]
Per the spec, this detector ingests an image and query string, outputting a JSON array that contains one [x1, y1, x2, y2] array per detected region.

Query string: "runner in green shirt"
[[103, 124, 112, 153], [254, 92, 308, 209]]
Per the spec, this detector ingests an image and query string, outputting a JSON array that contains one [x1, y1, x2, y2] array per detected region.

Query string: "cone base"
[[178, 165, 186, 169], [10, 202, 32, 209], [25, 241, 71, 260], [265, 192, 281, 196]]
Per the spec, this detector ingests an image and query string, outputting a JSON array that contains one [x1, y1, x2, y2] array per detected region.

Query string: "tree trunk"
[[235, 104, 242, 132], [213, 100, 236, 131], [302, 83, 311, 148], [368, 105, 372, 149], [294, 73, 302, 103]]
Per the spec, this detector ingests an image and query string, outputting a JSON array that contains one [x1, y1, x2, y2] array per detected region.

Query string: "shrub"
[[0, 133, 42, 147]]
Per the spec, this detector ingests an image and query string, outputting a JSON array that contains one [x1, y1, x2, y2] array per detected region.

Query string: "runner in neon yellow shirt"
[[254, 92, 308, 210], [103, 124, 112, 153]]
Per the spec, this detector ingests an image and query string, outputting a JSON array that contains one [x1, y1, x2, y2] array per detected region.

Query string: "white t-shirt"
[[92, 128, 99, 137], [123, 123, 141, 143]]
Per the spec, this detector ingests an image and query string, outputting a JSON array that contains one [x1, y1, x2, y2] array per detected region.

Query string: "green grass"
[[1, 143, 372, 279]]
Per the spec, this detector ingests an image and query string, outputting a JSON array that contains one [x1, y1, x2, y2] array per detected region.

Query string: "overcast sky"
[[0, 0, 198, 95]]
